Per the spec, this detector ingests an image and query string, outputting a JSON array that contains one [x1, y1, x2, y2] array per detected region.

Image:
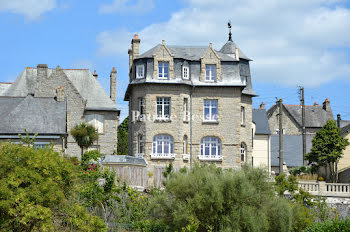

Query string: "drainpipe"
[[190, 85, 195, 169]]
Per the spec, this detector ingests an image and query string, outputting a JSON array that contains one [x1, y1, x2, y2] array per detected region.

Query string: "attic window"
[[205, 64, 216, 82], [182, 66, 189, 80], [136, 65, 144, 79], [158, 62, 169, 79]]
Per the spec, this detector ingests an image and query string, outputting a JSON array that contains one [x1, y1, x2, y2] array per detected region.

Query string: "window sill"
[[154, 118, 172, 123], [202, 120, 219, 124], [136, 77, 145, 79], [241, 124, 246, 127], [150, 153, 175, 160], [204, 80, 215, 83], [198, 156, 223, 161], [183, 120, 189, 123], [135, 153, 144, 158], [183, 154, 190, 160]]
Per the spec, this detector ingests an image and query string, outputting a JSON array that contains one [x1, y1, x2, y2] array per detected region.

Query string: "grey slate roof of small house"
[[0, 82, 12, 95], [271, 134, 313, 167], [0, 95, 66, 135], [102, 155, 147, 166], [138, 42, 251, 61], [252, 109, 271, 135], [340, 120, 350, 129], [1, 68, 117, 111], [267, 104, 333, 128], [341, 124, 350, 136]]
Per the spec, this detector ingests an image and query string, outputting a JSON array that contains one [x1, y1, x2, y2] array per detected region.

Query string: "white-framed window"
[[200, 137, 221, 158], [241, 106, 245, 125], [183, 135, 188, 154], [34, 142, 49, 150], [152, 135, 174, 157], [86, 114, 104, 133], [204, 99, 218, 121], [138, 97, 145, 116], [138, 134, 144, 154], [275, 129, 285, 134], [205, 64, 216, 82], [156, 97, 171, 119], [240, 143, 246, 162], [158, 62, 169, 79], [183, 66, 189, 80], [136, 65, 145, 79], [183, 98, 188, 121]]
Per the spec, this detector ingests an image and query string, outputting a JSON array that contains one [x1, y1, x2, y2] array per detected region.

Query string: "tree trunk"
[[336, 161, 339, 183], [81, 147, 84, 157]]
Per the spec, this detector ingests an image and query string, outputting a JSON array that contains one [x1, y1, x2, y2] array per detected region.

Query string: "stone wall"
[[268, 106, 301, 135]]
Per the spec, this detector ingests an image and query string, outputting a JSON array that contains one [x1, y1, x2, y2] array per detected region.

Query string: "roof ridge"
[[0, 82, 13, 84], [25, 67, 89, 70]]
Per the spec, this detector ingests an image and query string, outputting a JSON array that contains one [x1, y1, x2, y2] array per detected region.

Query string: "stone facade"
[[125, 35, 256, 185], [268, 106, 301, 135]]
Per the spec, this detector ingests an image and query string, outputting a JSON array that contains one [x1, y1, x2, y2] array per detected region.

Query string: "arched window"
[[240, 143, 246, 162], [152, 135, 174, 158], [200, 137, 221, 159]]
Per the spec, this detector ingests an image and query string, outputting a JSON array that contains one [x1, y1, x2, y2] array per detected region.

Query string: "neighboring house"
[[338, 125, 350, 182], [252, 107, 271, 173], [0, 95, 66, 151], [124, 33, 256, 185], [0, 65, 120, 157], [267, 100, 333, 135]]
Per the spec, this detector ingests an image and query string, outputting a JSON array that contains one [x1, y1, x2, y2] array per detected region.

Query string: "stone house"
[[124, 34, 256, 183], [252, 108, 271, 173], [0, 65, 120, 157], [0, 94, 66, 151]]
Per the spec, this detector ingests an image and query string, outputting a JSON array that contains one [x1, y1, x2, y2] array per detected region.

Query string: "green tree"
[[305, 120, 349, 182], [144, 164, 297, 232], [0, 142, 106, 231], [117, 117, 129, 155], [70, 122, 99, 157]]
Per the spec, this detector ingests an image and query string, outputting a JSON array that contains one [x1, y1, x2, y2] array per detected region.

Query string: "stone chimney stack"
[[337, 114, 341, 128], [56, 86, 65, 102], [37, 64, 48, 81], [235, 47, 240, 60], [314, 102, 318, 106], [110, 67, 117, 103], [93, 70, 98, 79], [260, 101, 266, 110], [128, 48, 132, 70], [322, 98, 331, 112], [131, 34, 140, 60]]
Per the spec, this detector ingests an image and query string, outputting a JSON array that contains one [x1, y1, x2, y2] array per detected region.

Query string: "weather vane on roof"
[[228, 20, 232, 42]]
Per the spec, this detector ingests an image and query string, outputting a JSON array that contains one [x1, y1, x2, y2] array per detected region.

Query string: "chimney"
[[322, 98, 331, 112], [260, 101, 266, 109], [314, 102, 318, 106], [128, 48, 132, 71], [337, 114, 341, 128], [131, 34, 140, 60], [110, 67, 117, 103], [93, 70, 98, 79], [56, 86, 65, 102], [37, 64, 48, 80]]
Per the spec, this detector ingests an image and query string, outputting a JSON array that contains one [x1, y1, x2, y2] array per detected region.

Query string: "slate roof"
[[341, 124, 350, 136], [102, 155, 147, 166], [267, 104, 333, 128], [0, 95, 66, 135], [271, 134, 313, 167], [138, 42, 251, 61], [340, 120, 350, 129], [252, 109, 271, 135], [1, 68, 118, 111]]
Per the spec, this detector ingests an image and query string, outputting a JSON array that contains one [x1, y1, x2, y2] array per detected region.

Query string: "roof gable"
[[253, 109, 271, 135]]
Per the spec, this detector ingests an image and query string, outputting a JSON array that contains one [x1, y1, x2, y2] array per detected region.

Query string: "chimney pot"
[[323, 98, 331, 112], [260, 101, 266, 109], [56, 86, 65, 102], [337, 114, 341, 128], [314, 102, 318, 106], [93, 70, 98, 79]]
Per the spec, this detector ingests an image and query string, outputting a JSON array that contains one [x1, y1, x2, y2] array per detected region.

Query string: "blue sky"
[[1, 0, 350, 121]]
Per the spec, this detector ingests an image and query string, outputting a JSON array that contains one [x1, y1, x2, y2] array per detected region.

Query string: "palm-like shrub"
[[70, 122, 98, 156]]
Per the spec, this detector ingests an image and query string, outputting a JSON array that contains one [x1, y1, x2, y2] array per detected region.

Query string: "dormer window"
[[158, 62, 169, 79], [182, 66, 189, 80], [136, 65, 144, 79], [205, 64, 216, 82]]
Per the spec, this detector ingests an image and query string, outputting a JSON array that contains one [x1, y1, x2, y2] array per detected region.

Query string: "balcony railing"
[[198, 155, 223, 161], [150, 153, 175, 160]]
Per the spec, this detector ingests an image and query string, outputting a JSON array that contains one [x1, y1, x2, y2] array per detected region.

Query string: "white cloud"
[[96, 0, 350, 87], [98, 0, 154, 14], [0, 0, 56, 21]]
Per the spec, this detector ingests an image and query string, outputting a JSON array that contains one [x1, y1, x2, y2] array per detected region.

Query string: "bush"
[[144, 164, 297, 232], [305, 218, 350, 232]]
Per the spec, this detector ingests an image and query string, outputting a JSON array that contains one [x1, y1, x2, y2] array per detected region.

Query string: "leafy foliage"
[[305, 120, 349, 182], [70, 122, 99, 156], [143, 164, 296, 232], [305, 218, 350, 232], [0, 142, 106, 231], [117, 117, 129, 155]]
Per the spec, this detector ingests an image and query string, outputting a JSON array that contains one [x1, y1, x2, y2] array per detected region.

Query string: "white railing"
[[150, 153, 175, 160], [326, 183, 350, 193], [298, 181, 350, 197], [298, 182, 319, 192]]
